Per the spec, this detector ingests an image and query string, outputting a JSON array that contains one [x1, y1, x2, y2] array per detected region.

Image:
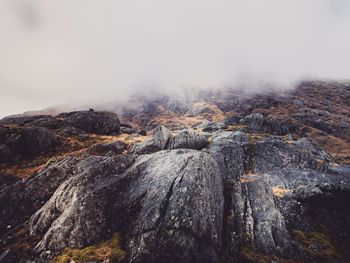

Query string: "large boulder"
[[239, 113, 299, 135], [195, 121, 227, 132], [0, 157, 79, 237], [0, 125, 60, 163], [252, 137, 331, 173], [130, 126, 171, 154], [168, 130, 208, 150], [125, 150, 223, 263], [57, 110, 121, 135], [29, 155, 135, 251], [0, 115, 62, 129], [28, 150, 223, 263], [239, 113, 264, 133]]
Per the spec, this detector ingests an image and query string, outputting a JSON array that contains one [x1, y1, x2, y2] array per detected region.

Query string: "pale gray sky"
[[0, 0, 349, 117]]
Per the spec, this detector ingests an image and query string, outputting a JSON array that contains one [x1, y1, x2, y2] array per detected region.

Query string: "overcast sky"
[[0, 0, 349, 117]]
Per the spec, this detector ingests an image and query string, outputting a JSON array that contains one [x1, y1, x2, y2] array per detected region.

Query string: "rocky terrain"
[[0, 81, 350, 263]]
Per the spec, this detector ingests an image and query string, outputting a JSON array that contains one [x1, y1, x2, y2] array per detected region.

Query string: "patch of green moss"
[[292, 230, 339, 262], [50, 233, 126, 263], [238, 246, 291, 263]]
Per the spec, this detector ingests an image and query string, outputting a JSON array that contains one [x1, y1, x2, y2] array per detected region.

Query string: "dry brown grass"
[[190, 102, 226, 121], [50, 233, 126, 263], [272, 187, 291, 198], [115, 133, 150, 145], [0, 164, 45, 179], [0, 132, 147, 179], [306, 127, 350, 165]]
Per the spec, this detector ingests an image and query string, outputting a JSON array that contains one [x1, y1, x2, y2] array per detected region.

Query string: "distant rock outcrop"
[[57, 111, 121, 135], [168, 130, 208, 150], [130, 126, 171, 154], [0, 125, 60, 163]]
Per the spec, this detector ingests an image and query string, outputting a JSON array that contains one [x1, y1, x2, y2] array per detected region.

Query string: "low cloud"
[[0, 0, 349, 117]]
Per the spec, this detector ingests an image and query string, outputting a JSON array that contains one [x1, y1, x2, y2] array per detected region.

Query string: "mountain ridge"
[[1, 81, 350, 262]]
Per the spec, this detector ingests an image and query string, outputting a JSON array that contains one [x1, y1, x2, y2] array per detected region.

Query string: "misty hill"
[[1, 81, 350, 262]]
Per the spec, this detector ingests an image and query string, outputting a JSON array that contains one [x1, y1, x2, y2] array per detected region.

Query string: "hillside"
[[0, 81, 350, 263]]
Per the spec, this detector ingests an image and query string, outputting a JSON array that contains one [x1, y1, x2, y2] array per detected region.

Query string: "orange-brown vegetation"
[[0, 132, 148, 179], [272, 187, 291, 198]]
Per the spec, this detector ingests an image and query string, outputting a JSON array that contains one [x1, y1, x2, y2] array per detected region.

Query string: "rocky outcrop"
[[186, 103, 217, 116], [0, 157, 79, 237], [125, 150, 223, 263], [130, 126, 171, 154], [25, 150, 222, 263], [195, 121, 228, 132], [208, 132, 350, 261], [168, 130, 208, 150], [0, 125, 60, 163], [57, 111, 121, 135], [29, 155, 135, 251], [239, 113, 265, 133], [0, 115, 62, 129], [239, 113, 299, 135], [86, 141, 127, 156]]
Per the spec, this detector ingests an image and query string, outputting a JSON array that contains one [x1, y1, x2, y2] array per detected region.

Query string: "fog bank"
[[0, 0, 350, 117]]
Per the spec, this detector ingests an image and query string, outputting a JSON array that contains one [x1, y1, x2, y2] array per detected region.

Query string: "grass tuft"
[[50, 233, 126, 263]]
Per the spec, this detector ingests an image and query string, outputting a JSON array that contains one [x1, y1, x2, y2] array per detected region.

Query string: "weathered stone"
[[29, 155, 135, 251], [57, 111, 121, 135], [168, 130, 208, 150], [27, 150, 223, 263], [130, 126, 171, 154], [0, 157, 79, 237], [239, 113, 264, 133], [0, 126, 60, 163], [223, 115, 242, 126], [86, 141, 126, 156], [195, 121, 227, 132]]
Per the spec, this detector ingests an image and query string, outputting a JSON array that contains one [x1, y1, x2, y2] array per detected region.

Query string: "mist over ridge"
[[0, 0, 350, 117]]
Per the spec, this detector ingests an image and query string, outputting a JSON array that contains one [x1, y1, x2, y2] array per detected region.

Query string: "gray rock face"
[[223, 115, 241, 126], [0, 125, 60, 163], [239, 113, 264, 133], [239, 113, 299, 135], [29, 155, 135, 251], [195, 121, 227, 132], [0, 115, 62, 129], [131, 126, 209, 153], [168, 130, 208, 150], [130, 126, 172, 154], [27, 150, 223, 263], [86, 141, 126, 156], [125, 150, 223, 263], [0, 157, 79, 237], [252, 137, 331, 173], [57, 111, 121, 135], [207, 131, 349, 260]]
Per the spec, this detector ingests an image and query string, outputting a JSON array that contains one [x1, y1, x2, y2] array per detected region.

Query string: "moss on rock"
[[50, 233, 126, 263]]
